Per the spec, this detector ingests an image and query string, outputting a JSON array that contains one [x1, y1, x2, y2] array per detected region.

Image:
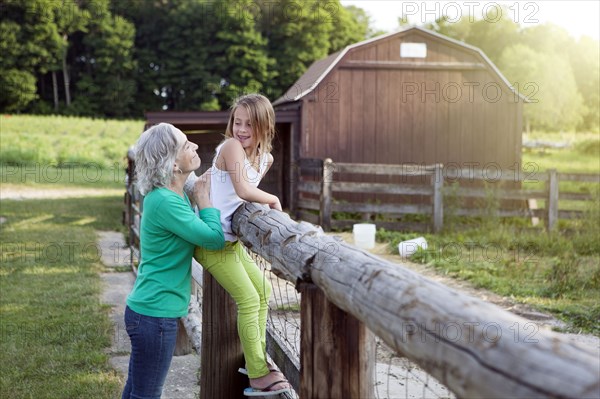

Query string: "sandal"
[[243, 380, 291, 397]]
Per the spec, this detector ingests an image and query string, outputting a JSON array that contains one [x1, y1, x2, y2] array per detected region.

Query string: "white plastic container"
[[353, 223, 376, 249], [398, 237, 428, 257]]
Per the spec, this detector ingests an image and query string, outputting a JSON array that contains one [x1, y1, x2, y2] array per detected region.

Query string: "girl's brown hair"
[[224, 94, 275, 156]]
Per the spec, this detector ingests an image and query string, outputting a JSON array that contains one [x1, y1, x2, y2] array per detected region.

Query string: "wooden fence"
[[228, 203, 599, 398], [123, 154, 599, 398], [295, 158, 600, 232]]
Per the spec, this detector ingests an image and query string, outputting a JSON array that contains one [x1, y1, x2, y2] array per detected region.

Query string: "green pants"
[[194, 241, 272, 378]]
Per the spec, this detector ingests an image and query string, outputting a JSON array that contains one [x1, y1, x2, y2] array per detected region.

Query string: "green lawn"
[[0, 114, 143, 168], [0, 115, 142, 397], [1, 196, 125, 398]]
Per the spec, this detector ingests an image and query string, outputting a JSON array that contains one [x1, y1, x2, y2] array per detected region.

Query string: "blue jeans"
[[122, 306, 179, 399]]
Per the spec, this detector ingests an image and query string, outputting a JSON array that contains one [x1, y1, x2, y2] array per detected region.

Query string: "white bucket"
[[353, 223, 376, 249], [398, 237, 428, 257]]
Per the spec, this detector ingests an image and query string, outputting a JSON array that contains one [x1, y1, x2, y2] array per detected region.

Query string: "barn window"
[[400, 42, 427, 58]]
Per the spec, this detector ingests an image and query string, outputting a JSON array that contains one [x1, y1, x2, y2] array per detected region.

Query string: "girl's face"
[[232, 106, 255, 151], [174, 129, 200, 173]]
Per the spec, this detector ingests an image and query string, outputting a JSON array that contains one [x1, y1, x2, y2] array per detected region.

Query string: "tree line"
[[1, 0, 372, 117], [2, 1, 598, 133]]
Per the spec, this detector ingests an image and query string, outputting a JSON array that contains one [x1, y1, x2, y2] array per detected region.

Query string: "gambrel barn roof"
[[274, 26, 529, 106]]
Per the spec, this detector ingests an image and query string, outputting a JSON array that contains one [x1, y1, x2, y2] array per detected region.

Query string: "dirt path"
[[1, 186, 124, 200]]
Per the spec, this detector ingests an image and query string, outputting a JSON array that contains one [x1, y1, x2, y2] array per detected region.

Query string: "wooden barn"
[[143, 26, 526, 213], [273, 25, 526, 168]]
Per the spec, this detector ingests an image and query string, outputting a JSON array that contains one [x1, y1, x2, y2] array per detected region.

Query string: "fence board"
[[332, 202, 431, 215], [331, 181, 433, 195], [454, 208, 540, 217], [432, 164, 443, 233], [296, 210, 319, 225], [548, 169, 559, 230], [444, 168, 548, 182], [558, 172, 600, 183], [454, 187, 547, 200], [296, 198, 320, 211], [297, 181, 321, 194], [334, 162, 436, 176], [558, 210, 585, 219], [559, 192, 597, 201]]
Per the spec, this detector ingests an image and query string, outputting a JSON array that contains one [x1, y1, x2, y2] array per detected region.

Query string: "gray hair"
[[134, 123, 183, 195]]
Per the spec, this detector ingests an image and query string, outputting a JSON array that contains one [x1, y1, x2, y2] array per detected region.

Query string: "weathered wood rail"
[[295, 158, 600, 232], [229, 202, 599, 398]]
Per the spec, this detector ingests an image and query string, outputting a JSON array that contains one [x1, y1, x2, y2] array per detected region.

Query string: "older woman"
[[122, 123, 224, 399]]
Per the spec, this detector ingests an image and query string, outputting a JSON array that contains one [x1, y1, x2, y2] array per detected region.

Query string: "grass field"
[[0, 114, 144, 168], [1, 115, 140, 397], [1, 196, 124, 398]]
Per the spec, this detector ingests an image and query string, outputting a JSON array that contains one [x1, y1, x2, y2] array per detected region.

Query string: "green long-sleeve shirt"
[[127, 187, 225, 317]]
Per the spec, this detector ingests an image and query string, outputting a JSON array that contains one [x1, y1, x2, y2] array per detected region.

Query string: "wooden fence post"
[[200, 270, 247, 398], [432, 163, 444, 233], [547, 169, 559, 231], [300, 283, 375, 399], [320, 158, 333, 231]]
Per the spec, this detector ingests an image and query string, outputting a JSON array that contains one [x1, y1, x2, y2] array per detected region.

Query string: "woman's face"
[[174, 129, 200, 173], [232, 106, 255, 151]]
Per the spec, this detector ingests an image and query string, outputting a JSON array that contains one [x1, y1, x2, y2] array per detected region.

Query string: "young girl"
[[193, 94, 291, 396]]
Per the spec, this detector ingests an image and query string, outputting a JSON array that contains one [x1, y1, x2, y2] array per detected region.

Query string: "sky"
[[340, 0, 600, 40]]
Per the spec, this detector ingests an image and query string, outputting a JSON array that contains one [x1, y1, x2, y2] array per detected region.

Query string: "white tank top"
[[210, 141, 269, 241]]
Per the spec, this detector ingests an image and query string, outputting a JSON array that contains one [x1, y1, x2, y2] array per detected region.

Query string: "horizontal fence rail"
[[232, 202, 600, 399]]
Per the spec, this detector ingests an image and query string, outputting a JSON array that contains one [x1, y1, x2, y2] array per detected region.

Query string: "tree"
[[257, 0, 334, 99], [425, 7, 521, 65], [499, 44, 583, 132], [72, 0, 137, 117], [425, 12, 592, 133], [0, 0, 62, 112], [0, 21, 37, 111], [50, 0, 90, 108], [329, 5, 371, 52], [208, 0, 274, 109], [568, 36, 600, 132], [111, 0, 222, 112], [423, 15, 472, 42]]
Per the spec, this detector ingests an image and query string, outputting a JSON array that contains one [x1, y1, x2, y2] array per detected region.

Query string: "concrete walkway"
[[98, 231, 200, 399]]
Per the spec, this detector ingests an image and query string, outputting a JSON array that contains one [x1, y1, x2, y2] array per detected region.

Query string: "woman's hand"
[[194, 171, 212, 210]]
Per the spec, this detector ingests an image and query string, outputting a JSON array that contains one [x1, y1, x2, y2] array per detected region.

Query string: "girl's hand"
[[194, 171, 212, 209], [269, 198, 282, 212]]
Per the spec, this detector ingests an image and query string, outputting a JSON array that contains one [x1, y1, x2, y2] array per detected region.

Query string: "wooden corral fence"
[[295, 158, 600, 232], [123, 153, 599, 398]]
